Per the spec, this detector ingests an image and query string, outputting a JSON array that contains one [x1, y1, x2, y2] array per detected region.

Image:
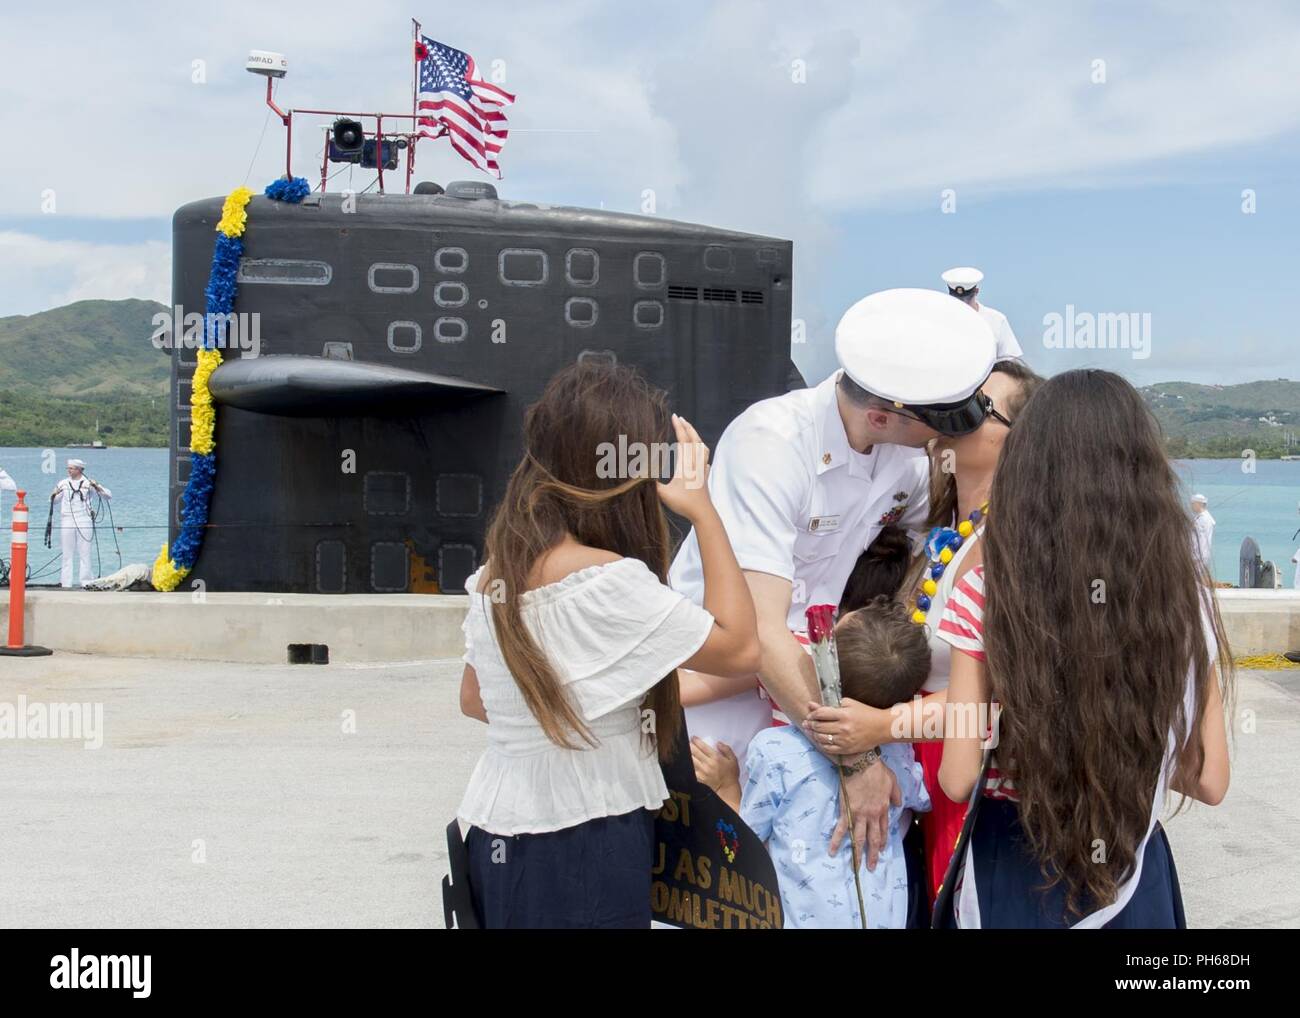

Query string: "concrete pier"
[[0, 651, 1294, 928], [0, 588, 470, 663], [2, 587, 1299, 664], [1215, 589, 1300, 658]]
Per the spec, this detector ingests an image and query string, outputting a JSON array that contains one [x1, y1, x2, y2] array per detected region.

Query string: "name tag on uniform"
[[807, 515, 840, 534]]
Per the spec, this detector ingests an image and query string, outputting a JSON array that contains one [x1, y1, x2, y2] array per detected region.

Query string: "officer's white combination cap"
[[941, 266, 984, 294], [67, 458, 86, 468], [835, 288, 996, 406], [1191, 493, 1208, 504]]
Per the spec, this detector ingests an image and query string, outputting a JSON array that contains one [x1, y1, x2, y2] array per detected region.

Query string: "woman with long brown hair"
[[456, 361, 760, 929], [937, 369, 1233, 926]]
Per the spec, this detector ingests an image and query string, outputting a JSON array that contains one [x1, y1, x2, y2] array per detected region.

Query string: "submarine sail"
[[167, 186, 793, 593]]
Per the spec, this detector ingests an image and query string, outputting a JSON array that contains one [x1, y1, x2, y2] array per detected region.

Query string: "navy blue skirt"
[[466, 808, 656, 929], [963, 797, 1186, 928]]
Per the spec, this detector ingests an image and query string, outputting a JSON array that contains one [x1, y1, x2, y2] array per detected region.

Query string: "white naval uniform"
[[0, 467, 16, 528], [1292, 546, 1299, 589], [668, 371, 931, 765], [977, 304, 1023, 360], [54, 476, 111, 587], [1193, 510, 1216, 576]]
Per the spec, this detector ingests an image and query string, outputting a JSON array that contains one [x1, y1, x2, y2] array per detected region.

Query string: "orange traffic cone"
[[1, 491, 53, 657]]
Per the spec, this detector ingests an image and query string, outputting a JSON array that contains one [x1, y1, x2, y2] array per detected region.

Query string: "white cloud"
[[6, 1, 1299, 221], [2, 0, 1298, 381], [809, 2, 1300, 208], [0, 233, 170, 316], [0, 1, 687, 219]]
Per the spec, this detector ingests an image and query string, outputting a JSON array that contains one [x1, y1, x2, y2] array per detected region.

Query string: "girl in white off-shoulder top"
[[456, 361, 760, 929]]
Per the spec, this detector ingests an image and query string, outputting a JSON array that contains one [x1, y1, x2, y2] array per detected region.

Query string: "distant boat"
[[67, 440, 107, 449], [1282, 454, 1299, 461]]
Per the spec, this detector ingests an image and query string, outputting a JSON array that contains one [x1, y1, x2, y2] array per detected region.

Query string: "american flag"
[[415, 35, 515, 178]]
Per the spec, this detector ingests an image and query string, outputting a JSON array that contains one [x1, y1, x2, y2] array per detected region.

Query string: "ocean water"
[[1173, 458, 1300, 586], [1, 449, 1297, 587], [0, 447, 170, 583]]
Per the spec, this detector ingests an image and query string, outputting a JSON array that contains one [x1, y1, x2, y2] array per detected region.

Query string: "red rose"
[[805, 604, 837, 643]]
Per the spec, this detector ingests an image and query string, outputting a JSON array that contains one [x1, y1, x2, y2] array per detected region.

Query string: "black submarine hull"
[[168, 190, 793, 593]]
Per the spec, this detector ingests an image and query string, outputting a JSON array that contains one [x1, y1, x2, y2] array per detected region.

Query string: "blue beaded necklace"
[[911, 501, 988, 625]]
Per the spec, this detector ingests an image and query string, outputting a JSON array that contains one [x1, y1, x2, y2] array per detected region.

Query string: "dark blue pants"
[[466, 809, 656, 929], [968, 797, 1186, 928], [903, 817, 929, 929]]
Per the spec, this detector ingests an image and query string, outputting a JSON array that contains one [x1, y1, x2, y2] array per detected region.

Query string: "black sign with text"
[[652, 718, 783, 929]]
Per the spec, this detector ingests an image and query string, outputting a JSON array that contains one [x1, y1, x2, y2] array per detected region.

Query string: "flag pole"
[[407, 17, 421, 194]]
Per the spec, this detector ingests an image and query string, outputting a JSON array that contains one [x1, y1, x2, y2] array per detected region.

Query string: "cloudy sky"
[[2, 0, 1297, 385]]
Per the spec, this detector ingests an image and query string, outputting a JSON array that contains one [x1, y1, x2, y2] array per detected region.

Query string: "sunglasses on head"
[[884, 390, 1013, 436]]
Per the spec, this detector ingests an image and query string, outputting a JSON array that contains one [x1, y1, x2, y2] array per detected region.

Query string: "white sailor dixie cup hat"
[[941, 266, 984, 296], [835, 287, 997, 436]]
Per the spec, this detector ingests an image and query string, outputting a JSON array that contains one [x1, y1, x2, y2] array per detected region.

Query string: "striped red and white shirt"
[[936, 567, 1017, 801]]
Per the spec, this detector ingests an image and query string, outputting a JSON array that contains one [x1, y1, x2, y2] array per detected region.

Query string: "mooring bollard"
[[1, 490, 53, 657]]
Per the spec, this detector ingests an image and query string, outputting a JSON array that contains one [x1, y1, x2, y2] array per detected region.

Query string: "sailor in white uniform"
[[669, 287, 997, 865], [1291, 502, 1300, 590], [1191, 493, 1215, 578], [51, 459, 111, 588], [941, 266, 1023, 360], [0, 465, 16, 528]]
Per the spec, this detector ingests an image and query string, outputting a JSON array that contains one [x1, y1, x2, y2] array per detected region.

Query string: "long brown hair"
[[926, 359, 1044, 529], [480, 360, 681, 760], [983, 368, 1233, 915]]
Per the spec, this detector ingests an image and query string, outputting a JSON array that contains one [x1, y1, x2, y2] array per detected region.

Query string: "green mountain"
[[1142, 380, 1300, 458], [0, 298, 169, 396], [1, 298, 1298, 455], [0, 299, 170, 446]]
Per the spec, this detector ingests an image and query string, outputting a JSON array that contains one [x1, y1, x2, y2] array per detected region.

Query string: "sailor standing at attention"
[[668, 287, 997, 868], [51, 459, 111, 588], [1191, 493, 1215, 578], [941, 266, 1023, 360]]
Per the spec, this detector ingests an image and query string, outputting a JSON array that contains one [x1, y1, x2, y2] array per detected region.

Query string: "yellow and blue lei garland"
[[152, 176, 311, 591]]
